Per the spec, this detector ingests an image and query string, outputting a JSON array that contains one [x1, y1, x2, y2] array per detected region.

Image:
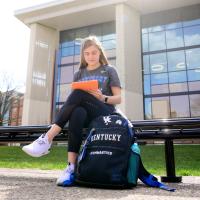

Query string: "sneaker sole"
[[57, 180, 74, 187], [22, 147, 50, 157], [57, 174, 75, 187]]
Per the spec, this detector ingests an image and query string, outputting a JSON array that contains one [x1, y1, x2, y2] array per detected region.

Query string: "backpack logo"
[[103, 116, 111, 125], [115, 120, 122, 125]]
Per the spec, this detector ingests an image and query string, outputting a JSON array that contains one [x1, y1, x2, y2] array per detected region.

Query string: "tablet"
[[71, 80, 99, 91]]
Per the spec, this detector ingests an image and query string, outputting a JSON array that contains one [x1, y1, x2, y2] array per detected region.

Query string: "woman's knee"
[[68, 107, 87, 128], [72, 106, 87, 116], [70, 89, 88, 98], [66, 89, 89, 105]]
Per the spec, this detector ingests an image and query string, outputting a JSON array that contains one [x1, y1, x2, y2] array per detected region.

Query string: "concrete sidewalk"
[[0, 168, 200, 200]]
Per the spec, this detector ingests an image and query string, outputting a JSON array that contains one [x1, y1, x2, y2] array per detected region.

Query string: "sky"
[[0, 0, 53, 92]]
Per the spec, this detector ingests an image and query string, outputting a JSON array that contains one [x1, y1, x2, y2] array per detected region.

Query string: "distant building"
[[1, 92, 24, 126], [9, 94, 24, 126]]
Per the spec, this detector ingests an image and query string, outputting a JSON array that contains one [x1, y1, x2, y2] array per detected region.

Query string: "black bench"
[[0, 117, 200, 183]]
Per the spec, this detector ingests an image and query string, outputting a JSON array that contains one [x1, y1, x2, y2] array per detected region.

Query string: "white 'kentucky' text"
[[91, 134, 121, 142]]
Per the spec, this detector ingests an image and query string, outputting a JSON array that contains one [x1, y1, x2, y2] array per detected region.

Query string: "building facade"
[[15, 0, 200, 125]]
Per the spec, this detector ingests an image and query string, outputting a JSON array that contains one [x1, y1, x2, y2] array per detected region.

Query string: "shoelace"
[[64, 166, 74, 176], [36, 135, 47, 145]]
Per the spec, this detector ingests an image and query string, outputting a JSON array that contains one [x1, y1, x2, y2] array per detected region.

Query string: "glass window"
[[188, 69, 200, 81], [144, 98, 152, 119], [61, 56, 74, 65], [142, 28, 148, 34], [75, 45, 81, 55], [73, 64, 80, 74], [170, 95, 190, 118], [102, 40, 116, 50], [165, 22, 182, 30], [184, 25, 200, 46], [152, 96, 170, 119], [188, 81, 200, 91], [166, 29, 184, 49], [75, 39, 81, 46], [61, 41, 74, 48], [75, 27, 89, 39], [60, 66, 74, 84], [151, 84, 169, 94], [57, 50, 62, 65], [62, 47, 74, 57], [169, 83, 188, 93], [56, 85, 60, 102], [144, 75, 151, 95], [102, 22, 115, 41], [169, 71, 187, 83], [149, 31, 166, 51], [60, 30, 75, 47], [148, 25, 165, 32], [183, 18, 200, 27], [105, 49, 116, 58], [186, 48, 200, 70], [59, 84, 71, 102], [55, 104, 62, 116], [108, 59, 116, 66], [190, 94, 200, 117], [143, 55, 150, 74], [57, 66, 61, 84], [167, 50, 186, 71], [142, 34, 149, 52], [150, 53, 167, 73], [89, 25, 102, 41], [74, 55, 80, 63], [151, 73, 168, 85]]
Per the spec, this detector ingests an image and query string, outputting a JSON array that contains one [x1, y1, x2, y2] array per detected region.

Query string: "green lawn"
[[140, 144, 200, 176], [0, 144, 199, 176]]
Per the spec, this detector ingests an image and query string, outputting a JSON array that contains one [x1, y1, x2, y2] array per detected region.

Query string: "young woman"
[[22, 36, 122, 186]]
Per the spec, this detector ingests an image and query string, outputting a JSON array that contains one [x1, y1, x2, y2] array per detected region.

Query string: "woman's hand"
[[86, 89, 104, 102], [85, 86, 122, 105]]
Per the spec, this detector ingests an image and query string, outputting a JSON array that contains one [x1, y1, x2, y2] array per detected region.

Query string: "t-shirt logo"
[[101, 70, 107, 74]]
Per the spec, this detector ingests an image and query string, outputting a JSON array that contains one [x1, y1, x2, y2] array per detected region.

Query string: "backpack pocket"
[[127, 143, 140, 186], [76, 145, 128, 186]]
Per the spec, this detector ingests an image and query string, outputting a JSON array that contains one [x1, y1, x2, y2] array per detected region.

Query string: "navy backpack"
[[75, 114, 175, 191]]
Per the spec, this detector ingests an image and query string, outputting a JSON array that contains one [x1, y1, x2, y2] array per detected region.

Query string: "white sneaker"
[[22, 134, 52, 157], [56, 164, 75, 186]]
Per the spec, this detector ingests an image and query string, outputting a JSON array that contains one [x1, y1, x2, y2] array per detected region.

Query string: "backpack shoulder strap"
[[138, 156, 175, 192]]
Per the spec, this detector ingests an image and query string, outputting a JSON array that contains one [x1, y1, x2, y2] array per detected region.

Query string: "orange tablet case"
[[71, 80, 99, 91]]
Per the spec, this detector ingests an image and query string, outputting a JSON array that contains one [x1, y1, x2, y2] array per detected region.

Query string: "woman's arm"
[[104, 86, 121, 105], [87, 86, 122, 105]]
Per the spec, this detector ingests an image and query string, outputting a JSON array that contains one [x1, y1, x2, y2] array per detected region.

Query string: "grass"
[[0, 144, 199, 176], [140, 144, 200, 176]]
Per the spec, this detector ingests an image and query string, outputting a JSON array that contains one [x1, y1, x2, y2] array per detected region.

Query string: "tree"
[[0, 90, 15, 126], [0, 73, 17, 126]]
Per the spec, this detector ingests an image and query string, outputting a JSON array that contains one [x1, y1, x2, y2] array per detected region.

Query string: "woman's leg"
[[22, 89, 114, 157], [56, 106, 88, 186], [68, 106, 88, 164], [47, 89, 114, 141]]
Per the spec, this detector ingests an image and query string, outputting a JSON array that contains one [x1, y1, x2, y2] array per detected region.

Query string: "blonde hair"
[[79, 36, 109, 69]]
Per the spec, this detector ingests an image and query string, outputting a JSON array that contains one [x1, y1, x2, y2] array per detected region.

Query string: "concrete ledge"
[[0, 168, 200, 200]]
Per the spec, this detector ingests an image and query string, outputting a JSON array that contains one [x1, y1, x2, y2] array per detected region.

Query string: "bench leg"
[[161, 139, 182, 183]]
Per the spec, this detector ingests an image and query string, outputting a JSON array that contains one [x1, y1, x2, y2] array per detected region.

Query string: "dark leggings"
[[54, 89, 115, 153]]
